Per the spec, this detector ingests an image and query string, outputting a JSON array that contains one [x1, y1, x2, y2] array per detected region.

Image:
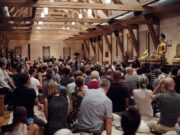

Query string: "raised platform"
[[140, 58, 167, 65], [173, 57, 180, 65]]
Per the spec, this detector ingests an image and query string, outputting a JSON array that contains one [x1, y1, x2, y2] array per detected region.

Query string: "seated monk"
[[151, 33, 167, 60]]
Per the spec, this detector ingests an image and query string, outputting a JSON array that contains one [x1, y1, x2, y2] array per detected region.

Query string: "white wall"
[[8, 40, 82, 62], [160, 15, 180, 64]]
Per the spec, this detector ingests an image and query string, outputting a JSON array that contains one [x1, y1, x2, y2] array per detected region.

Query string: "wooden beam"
[[34, 24, 95, 29], [83, 40, 90, 57], [114, 31, 124, 59], [0, 17, 33, 21], [90, 41, 96, 55], [128, 27, 139, 56], [0, 23, 33, 27], [0, 1, 155, 12], [0, 0, 36, 6], [104, 34, 112, 54], [0, 17, 107, 23], [144, 15, 159, 49], [97, 39, 103, 53]]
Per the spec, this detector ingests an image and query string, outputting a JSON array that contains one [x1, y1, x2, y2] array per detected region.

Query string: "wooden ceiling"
[[0, 0, 179, 41]]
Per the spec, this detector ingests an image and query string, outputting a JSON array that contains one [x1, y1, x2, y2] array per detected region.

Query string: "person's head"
[[161, 67, 169, 75], [171, 67, 178, 76], [112, 70, 121, 82], [100, 79, 110, 93], [13, 107, 27, 126], [91, 70, 100, 80], [164, 77, 175, 91], [139, 76, 148, 89], [85, 69, 91, 76], [45, 81, 58, 98], [0, 58, 7, 69], [106, 69, 113, 76], [63, 67, 71, 76], [126, 67, 133, 75], [154, 69, 162, 78], [113, 61, 117, 66], [46, 68, 54, 79], [121, 107, 141, 135], [53, 66, 59, 74], [75, 76, 85, 89], [137, 68, 142, 75], [73, 70, 82, 78], [160, 33, 166, 41], [15, 73, 30, 87], [29, 67, 36, 77]]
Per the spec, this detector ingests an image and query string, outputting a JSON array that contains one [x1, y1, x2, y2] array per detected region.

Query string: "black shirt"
[[107, 83, 130, 112], [13, 86, 36, 118], [47, 95, 68, 135]]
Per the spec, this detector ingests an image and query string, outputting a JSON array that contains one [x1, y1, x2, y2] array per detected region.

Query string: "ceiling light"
[[41, 12, 45, 18], [49, 0, 54, 2], [72, 22, 75, 25], [67, 27, 70, 30], [38, 21, 44, 25], [103, 0, 111, 4], [36, 27, 41, 30], [87, 9, 92, 16], [62, 27, 65, 30], [44, 7, 48, 15], [78, 13, 83, 19]]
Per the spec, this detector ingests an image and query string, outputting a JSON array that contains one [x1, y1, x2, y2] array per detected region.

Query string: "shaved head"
[[164, 77, 175, 91]]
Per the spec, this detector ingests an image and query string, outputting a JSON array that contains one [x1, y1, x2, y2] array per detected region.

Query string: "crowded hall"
[[0, 0, 180, 135]]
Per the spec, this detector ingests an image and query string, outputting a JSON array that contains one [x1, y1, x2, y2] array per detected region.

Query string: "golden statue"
[[173, 43, 180, 64], [141, 49, 149, 60], [151, 33, 167, 60]]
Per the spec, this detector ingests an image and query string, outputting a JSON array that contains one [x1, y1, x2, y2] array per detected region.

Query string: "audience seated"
[[125, 67, 139, 90], [66, 70, 83, 96], [86, 70, 100, 89], [13, 73, 45, 127], [148, 77, 180, 134], [75, 79, 112, 135], [121, 107, 141, 135], [107, 71, 130, 113], [0, 55, 179, 135], [44, 81, 70, 135], [69, 76, 85, 124], [2, 107, 39, 135], [133, 76, 153, 116], [29, 67, 42, 96], [60, 67, 74, 87]]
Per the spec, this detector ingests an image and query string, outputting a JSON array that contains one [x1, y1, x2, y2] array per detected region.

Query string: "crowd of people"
[[0, 56, 180, 135]]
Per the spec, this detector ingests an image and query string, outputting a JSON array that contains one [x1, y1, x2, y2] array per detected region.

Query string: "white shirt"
[[0, 68, 10, 88], [29, 77, 40, 96], [6, 123, 27, 135], [66, 82, 88, 96], [133, 89, 153, 116]]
